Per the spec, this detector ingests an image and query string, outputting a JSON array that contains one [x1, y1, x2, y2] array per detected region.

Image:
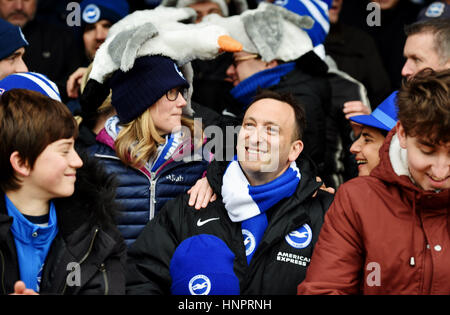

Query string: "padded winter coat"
[[298, 131, 450, 295], [89, 130, 210, 246]]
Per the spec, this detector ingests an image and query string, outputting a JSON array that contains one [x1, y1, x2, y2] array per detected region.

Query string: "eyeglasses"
[[166, 87, 186, 101], [232, 54, 260, 67]]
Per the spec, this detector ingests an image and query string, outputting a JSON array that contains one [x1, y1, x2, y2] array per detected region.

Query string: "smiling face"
[[397, 123, 450, 191], [236, 98, 303, 185], [350, 126, 387, 176], [25, 137, 83, 199]]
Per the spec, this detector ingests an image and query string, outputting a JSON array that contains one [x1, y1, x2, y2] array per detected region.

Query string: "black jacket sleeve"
[[125, 196, 186, 295]]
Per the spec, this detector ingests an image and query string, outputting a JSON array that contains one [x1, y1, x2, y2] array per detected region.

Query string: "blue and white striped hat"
[[0, 72, 61, 101], [274, 0, 331, 47]]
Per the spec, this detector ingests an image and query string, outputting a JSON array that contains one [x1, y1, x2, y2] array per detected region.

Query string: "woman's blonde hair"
[[115, 109, 200, 169]]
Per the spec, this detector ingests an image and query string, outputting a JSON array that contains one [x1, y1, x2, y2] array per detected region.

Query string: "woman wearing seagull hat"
[[84, 8, 242, 246]]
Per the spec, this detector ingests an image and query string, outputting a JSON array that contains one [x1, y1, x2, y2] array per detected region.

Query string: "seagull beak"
[[218, 35, 243, 53]]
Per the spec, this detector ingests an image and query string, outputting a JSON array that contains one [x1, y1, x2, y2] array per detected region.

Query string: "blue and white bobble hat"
[[170, 234, 240, 295], [0, 72, 61, 102], [274, 0, 332, 47], [350, 91, 398, 132]]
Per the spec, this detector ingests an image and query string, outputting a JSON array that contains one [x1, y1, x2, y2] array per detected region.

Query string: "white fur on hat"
[[203, 2, 314, 62], [89, 6, 241, 116]]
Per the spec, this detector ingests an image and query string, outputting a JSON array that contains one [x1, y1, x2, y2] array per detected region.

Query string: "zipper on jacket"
[[99, 263, 109, 295], [144, 143, 189, 220], [149, 172, 157, 221], [0, 249, 5, 295], [61, 228, 99, 294], [95, 153, 156, 221]]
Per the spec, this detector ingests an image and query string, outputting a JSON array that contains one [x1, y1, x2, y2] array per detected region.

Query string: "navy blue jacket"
[[89, 130, 210, 246]]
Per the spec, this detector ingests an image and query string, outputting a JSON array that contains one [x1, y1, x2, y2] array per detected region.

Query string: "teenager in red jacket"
[[298, 68, 450, 295]]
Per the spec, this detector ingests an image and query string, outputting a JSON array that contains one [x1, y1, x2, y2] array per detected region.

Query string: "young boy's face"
[[26, 137, 83, 199], [398, 123, 450, 191]]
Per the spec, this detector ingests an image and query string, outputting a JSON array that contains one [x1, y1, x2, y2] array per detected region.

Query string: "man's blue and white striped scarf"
[[222, 157, 301, 263]]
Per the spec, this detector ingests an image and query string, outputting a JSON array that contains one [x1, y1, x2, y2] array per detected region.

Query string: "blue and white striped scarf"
[[222, 157, 301, 263]]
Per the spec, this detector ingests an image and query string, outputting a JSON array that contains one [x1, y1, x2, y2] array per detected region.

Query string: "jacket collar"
[[371, 129, 450, 207], [0, 193, 13, 242]]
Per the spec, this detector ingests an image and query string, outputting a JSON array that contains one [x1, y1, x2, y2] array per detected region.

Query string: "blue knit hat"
[[0, 18, 28, 60], [170, 234, 240, 295], [109, 55, 189, 124], [0, 72, 61, 101], [350, 91, 398, 132], [274, 0, 332, 47], [80, 0, 129, 26]]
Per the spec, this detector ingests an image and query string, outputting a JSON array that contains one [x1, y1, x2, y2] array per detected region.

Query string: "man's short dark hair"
[[405, 18, 450, 64], [249, 89, 306, 141]]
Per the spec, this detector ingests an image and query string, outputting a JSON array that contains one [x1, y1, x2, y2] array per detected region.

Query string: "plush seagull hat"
[[202, 2, 314, 62], [84, 6, 242, 123]]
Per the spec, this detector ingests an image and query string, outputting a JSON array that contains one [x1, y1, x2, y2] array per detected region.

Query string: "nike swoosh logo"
[[197, 217, 220, 227]]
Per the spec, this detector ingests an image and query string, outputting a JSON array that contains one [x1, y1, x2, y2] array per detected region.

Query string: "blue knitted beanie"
[[0, 18, 28, 60], [170, 234, 240, 295], [80, 0, 129, 26], [109, 55, 189, 124]]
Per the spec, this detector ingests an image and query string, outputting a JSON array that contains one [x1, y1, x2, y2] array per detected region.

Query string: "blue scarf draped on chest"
[[221, 156, 301, 264], [230, 62, 296, 107]]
